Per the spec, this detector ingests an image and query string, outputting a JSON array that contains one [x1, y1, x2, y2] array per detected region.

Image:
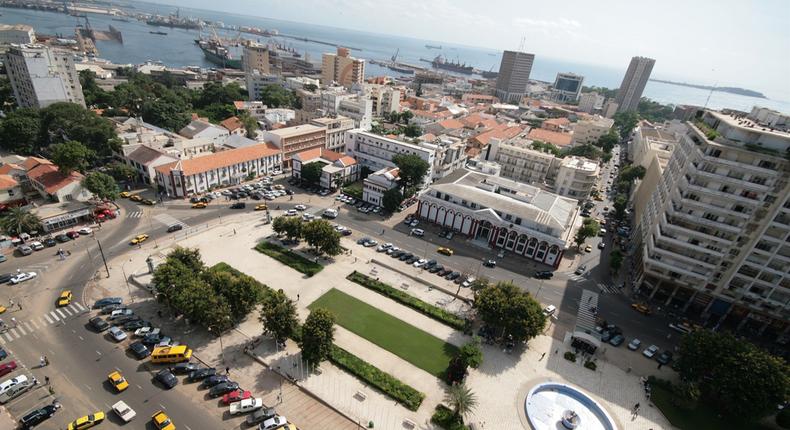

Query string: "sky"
[[147, 0, 790, 100]]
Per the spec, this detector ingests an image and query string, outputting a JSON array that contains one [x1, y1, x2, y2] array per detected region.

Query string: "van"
[[0, 374, 35, 403], [543, 305, 557, 316], [322, 208, 338, 219]]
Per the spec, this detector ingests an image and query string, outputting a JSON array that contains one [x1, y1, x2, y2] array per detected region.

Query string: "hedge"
[[431, 405, 470, 430], [329, 345, 425, 411], [346, 271, 466, 330], [255, 241, 323, 277]]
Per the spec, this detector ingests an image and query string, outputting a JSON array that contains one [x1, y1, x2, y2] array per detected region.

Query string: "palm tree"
[[444, 382, 477, 420], [0, 207, 43, 236]]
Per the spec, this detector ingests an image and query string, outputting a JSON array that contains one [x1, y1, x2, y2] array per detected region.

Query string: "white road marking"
[[55, 309, 66, 319], [159, 404, 167, 410], [136, 384, 142, 390], [84, 384, 92, 391], [62, 307, 73, 316], [73, 303, 86, 312], [96, 351, 102, 356], [9, 329, 20, 339], [0, 336, 4, 345], [23, 322, 34, 332], [31, 319, 41, 329], [78, 336, 84, 341], [49, 311, 59, 321], [2, 333, 12, 342], [43, 314, 53, 324]]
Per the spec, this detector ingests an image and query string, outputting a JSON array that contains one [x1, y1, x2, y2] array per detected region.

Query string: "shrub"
[[346, 271, 466, 330], [564, 351, 576, 362], [431, 404, 470, 430], [329, 345, 425, 411], [255, 241, 323, 277], [778, 407, 790, 429], [584, 360, 597, 371]]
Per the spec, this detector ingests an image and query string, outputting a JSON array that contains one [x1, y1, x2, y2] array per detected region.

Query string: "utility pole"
[[96, 239, 110, 278]]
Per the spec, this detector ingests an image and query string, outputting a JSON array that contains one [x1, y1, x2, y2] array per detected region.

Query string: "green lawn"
[[309, 288, 458, 377], [652, 385, 774, 430], [255, 241, 323, 277]]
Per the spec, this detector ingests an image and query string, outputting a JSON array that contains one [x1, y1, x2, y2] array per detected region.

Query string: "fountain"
[[524, 382, 617, 430]]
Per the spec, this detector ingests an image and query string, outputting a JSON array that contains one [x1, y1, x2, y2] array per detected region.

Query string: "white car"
[[409, 220, 419, 227], [110, 309, 133, 320], [627, 338, 642, 351], [108, 326, 127, 342], [260, 416, 288, 430], [229, 397, 264, 415], [29, 241, 44, 251], [413, 259, 428, 268], [78, 227, 92, 235], [376, 243, 393, 252], [112, 400, 136, 422], [642, 344, 659, 358], [285, 209, 298, 216], [10, 272, 36, 284], [410, 228, 424, 237], [294, 204, 307, 211], [301, 213, 315, 222], [134, 327, 158, 337]]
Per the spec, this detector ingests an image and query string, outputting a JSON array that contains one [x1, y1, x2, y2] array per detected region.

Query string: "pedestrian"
[[539, 352, 546, 361], [657, 363, 663, 370], [225, 367, 230, 375], [554, 349, 558, 355], [297, 294, 300, 301], [233, 228, 237, 235], [157, 310, 162, 318], [634, 402, 640, 411], [17, 303, 21, 311], [11, 317, 16, 327], [8, 299, 13, 307], [45, 376, 50, 385], [354, 257, 357, 263], [587, 296, 592, 303]]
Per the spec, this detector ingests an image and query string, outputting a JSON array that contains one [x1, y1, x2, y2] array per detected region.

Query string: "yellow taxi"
[[108, 370, 129, 392], [129, 195, 143, 202], [130, 234, 149, 245], [141, 199, 156, 206], [68, 412, 106, 430], [152, 410, 175, 430], [119, 191, 130, 198], [57, 290, 73, 307], [437, 247, 454, 256], [191, 202, 207, 209], [584, 245, 592, 253], [255, 204, 268, 211], [631, 303, 652, 315], [0, 305, 6, 314]]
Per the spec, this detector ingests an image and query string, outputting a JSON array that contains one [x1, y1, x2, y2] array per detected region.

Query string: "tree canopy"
[[38, 102, 118, 155], [0, 208, 43, 236], [474, 281, 546, 343], [301, 219, 342, 256], [259, 290, 298, 344], [299, 308, 336, 366], [0, 108, 40, 154], [257, 84, 298, 108], [82, 172, 120, 200], [638, 98, 674, 123], [51, 140, 94, 174], [609, 249, 624, 273], [382, 187, 404, 213], [574, 218, 599, 249], [613, 111, 639, 139], [392, 153, 430, 193], [300, 162, 324, 186]]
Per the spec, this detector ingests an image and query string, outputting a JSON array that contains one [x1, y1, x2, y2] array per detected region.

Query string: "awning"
[[572, 331, 602, 349]]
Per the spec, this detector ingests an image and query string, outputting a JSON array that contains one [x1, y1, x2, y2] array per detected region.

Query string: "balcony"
[[688, 163, 771, 193], [649, 243, 718, 270], [652, 230, 724, 258], [672, 191, 751, 220], [660, 215, 734, 245], [667, 206, 742, 233], [644, 256, 709, 282]]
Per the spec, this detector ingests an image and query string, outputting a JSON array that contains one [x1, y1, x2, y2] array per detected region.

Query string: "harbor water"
[[1, 4, 787, 113]]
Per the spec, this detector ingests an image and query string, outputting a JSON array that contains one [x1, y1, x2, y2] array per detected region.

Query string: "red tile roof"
[[220, 116, 244, 132], [0, 174, 18, 189], [436, 118, 464, 129], [22, 157, 52, 171], [0, 163, 23, 175], [471, 124, 525, 147], [27, 163, 84, 194], [292, 147, 343, 163], [528, 128, 573, 147], [337, 156, 357, 166], [155, 144, 280, 177]]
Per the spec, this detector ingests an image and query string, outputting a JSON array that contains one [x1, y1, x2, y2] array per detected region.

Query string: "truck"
[[112, 400, 136, 422], [229, 397, 264, 415]]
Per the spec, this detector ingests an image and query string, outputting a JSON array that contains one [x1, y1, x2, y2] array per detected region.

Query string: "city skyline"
[[146, 0, 790, 102]]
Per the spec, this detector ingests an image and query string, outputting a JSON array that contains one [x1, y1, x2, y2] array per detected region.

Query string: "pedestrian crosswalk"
[[153, 213, 187, 228], [127, 210, 143, 218], [0, 302, 87, 344], [597, 282, 620, 294]]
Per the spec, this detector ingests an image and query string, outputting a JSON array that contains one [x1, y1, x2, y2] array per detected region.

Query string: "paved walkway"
[[92, 211, 674, 430]]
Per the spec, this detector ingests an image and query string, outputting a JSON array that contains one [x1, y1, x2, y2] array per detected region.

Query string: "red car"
[[222, 389, 252, 405], [66, 231, 80, 239], [0, 360, 17, 377]]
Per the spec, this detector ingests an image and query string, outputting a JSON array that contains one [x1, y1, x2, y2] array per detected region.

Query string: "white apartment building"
[[345, 130, 436, 184], [418, 135, 467, 180], [285, 76, 320, 91], [246, 71, 283, 102], [417, 169, 581, 267], [310, 116, 355, 152], [635, 109, 790, 339], [354, 83, 401, 117], [178, 120, 230, 147], [3, 44, 85, 108], [320, 91, 373, 131], [0, 24, 35, 45], [484, 138, 556, 185], [363, 166, 399, 206], [554, 156, 600, 199], [234, 101, 267, 121], [571, 116, 615, 146], [578, 92, 605, 113], [631, 121, 680, 170]]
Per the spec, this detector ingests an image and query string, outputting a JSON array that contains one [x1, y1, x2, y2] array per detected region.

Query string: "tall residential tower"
[[494, 50, 535, 104], [614, 56, 655, 112], [321, 47, 365, 88], [3, 44, 85, 108]]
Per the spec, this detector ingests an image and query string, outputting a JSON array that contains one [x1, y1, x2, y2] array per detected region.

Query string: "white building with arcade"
[[415, 169, 581, 267]]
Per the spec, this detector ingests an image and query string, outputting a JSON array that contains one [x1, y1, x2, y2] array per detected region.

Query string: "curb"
[[371, 258, 473, 304]]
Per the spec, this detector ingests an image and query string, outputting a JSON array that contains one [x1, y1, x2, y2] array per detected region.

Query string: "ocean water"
[[2, 4, 788, 114]]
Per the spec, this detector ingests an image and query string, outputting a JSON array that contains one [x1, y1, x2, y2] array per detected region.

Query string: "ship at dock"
[[196, 38, 241, 69], [146, 9, 202, 30], [430, 55, 473, 74], [425, 44, 442, 49], [383, 49, 414, 74]]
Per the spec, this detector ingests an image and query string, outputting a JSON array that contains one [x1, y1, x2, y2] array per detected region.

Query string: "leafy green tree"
[[574, 218, 599, 249], [676, 331, 790, 422], [459, 337, 483, 369], [302, 220, 342, 256], [303, 83, 318, 92], [0, 108, 40, 154], [613, 195, 629, 220], [0, 207, 43, 236], [141, 95, 192, 131], [444, 382, 477, 420], [392, 154, 430, 191], [638, 98, 674, 123], [399, 110, 414, 124], [560, 143, 603, 160], [300, 162, 324, 186], [257, 84, 297, 108], [239, 113, 259, 139], [51, 140, 94, 174], [609, 249, 624, 273], [531, 140, 561, 156], [618, 165, 646, 182], [671, 380, 701, 410], [0, 76, 17, 109], [202, 268, 264, 322], [167, 246, 205, 273], [38, 102, 117, 155], [281, 216, 303, 241], [260, 290, 298, 344], [197, 103, 237, 124], [299, 308, 336, 366], [613, 111, 639, 139], [79, 70, 112, 107], [193, 82, 244, 108], [272, 216, 288, 237], [474, 281, 546, 343], [82, 172, 120, 200], [382, 187, 404, 213], [595, 130, 619, 153], [402, 123, 422, 138], [107, 162, 138, 182]]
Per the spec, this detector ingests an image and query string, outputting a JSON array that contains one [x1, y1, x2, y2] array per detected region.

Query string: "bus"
[[150, 345, 193, 364]]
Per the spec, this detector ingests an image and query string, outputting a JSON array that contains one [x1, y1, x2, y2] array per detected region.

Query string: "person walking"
[[539, 352, 546, 361]]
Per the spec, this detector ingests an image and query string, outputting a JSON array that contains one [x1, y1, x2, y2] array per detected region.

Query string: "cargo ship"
[[196, 39, 241, 69], [431, 55, 473, 74], [425, 44, 442, 49]]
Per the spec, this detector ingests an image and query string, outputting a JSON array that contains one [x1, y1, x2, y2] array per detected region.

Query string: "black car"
[[534, 271, 554, 279], [437, 268, 452, 276], [0, 273, 13, 284], [246, 407, 277, 425], [482, 259, 497, 268], [208, 381, 240, 397], [200, 375, 229, 388], [446, 271, 461, 280], [428, 265, 443, 273], [230, 202, 246, 209], [100, 304, 123, 314], [19, 403, 60, 429], [94, 297, 122, 308], [43, 238, 57, 247], [115, 315, 141, 325], [155, 369, 178, 389], [390, 250, 404, 258], [167, 224, 183, 233], [405, 256, 420, 264], [250, 193, 262, 200], [398, 252, 413, 261], [187, 367, 216, 382], [129, 341, 150, 359], [88, 317, 110, 332], [285, 189, 294, 195], [340, 229, 352, 236], [0, 346, 6, 360], [142, 333, 163, 346], [173, 362, 200, 374], [190, 197, 201, 203], [123, 320, 148, 331], [656, 351, 674, 365], [424, 259, 437, 268], [55, 234, 71, 243]]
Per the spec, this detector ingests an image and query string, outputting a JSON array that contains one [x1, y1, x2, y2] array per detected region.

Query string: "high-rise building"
[[0, 24, 35, 45], [552, 72, 584, 102], [614, 56, 655, 112], [635, 109, 790, 338], [3, 44, 85, 108], [242, 41, 270, 75], [578, 92, 605, 113], [494, 50, 535, 104], [321, 47, 365, 88]]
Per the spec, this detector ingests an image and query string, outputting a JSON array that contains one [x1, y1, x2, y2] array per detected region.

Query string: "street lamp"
[[120, 258, 133, 302]]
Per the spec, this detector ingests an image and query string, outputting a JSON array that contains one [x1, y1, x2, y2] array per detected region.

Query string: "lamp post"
[[120, 258, 133, 302], [95, 239, 110, 278]]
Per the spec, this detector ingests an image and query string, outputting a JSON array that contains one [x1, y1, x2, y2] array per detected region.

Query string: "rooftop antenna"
[[703, 69, 716, 109], [518, 36, 526, 52]]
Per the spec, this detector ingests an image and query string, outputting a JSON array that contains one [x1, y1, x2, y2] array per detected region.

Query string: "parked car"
[[437, 247, 453, 256], [88, 317, 110, 332], [609, 334, 625, 346], [129, 342, 150, 359], [210, 381, 240, 398], [642, 345, 659, 358], [410, 228, 424, 237], [0, 361, 17, 377], [229, 397, 264, 414], [19, 402, 61, 429], [188, 368, 216, 382], [93, 297, 122, 308], [108, 326, 127, 342], [230, 202, 246, 209], [656, 351, 673, 365], [627, 338, 642, 351], [65, 231, 80, 239], [78, 227, 92, 235], [260, 416, 288, 430], [246, 407, 277, 425], [222, 389, 252, 405], [66, 411, 105, 430], [55, 234, 71, 243], [574, 265, 587, 275], [17, 245, 33, 256], [101, 304, 123, 315], [155, 369, 177, 389], [167, 224, 183, 233], [43, 238, 57, 247], [201, 375, 230, 388], [533, 271, 554, 280], [482, 259, 496, 268], [542, 305, 557, 316], [173, 362, 200, 374], [30, 241, 44, 251]]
